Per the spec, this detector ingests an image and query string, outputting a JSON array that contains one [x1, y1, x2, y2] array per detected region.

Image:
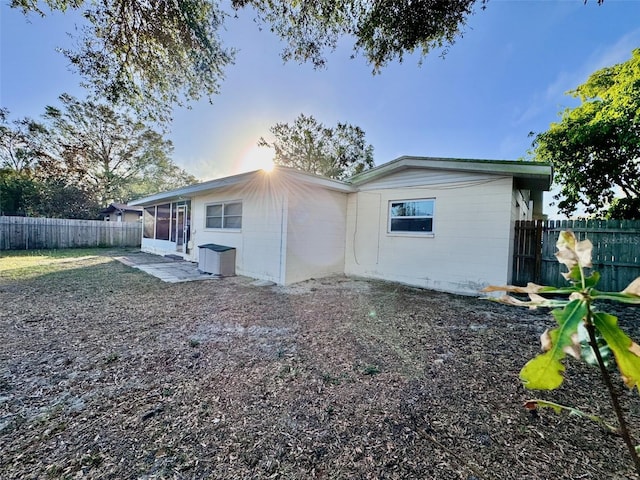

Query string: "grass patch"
[[0, 248, 138, 282], [1, 247, 111, 264], [0, 248, 159, 299]]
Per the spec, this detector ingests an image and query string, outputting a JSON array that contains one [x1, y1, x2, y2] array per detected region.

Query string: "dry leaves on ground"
[[1, 252, 639, 479]]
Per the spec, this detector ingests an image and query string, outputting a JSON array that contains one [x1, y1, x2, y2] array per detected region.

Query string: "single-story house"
[[100, 203, 144, 222], [129, 156, 552, 295]]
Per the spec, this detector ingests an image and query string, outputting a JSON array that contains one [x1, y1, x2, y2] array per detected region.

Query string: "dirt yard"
[[1, 251, 639, 479]]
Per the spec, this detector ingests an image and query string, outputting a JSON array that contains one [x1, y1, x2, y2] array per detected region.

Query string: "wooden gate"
[[512, 219, 640, 291]]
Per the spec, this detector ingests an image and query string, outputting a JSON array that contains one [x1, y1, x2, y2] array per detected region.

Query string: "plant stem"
[[584, 315, 640, 475]]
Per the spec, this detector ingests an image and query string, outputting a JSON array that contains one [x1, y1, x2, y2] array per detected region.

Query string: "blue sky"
[[1, 1, 639, 216]]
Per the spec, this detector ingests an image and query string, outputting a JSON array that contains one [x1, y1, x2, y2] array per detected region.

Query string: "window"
[[389, 199, 434, 234], [206, 201, 242, 229], [155, 203, 171, 240], [143, 206, 156, 238]]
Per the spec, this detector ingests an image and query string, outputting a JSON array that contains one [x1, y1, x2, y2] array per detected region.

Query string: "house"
[[129, 156, 552, 295], [100, 203, 144, 222]]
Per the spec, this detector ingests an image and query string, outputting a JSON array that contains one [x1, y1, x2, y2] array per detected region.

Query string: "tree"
[[234, 0, 488, 70], [127, 160, 199, 201], [606, 197, 640, 220], [28, 176, 102, 219], [0, 108, 47, 173], [531, 48, 640, 218], [11, 0, 233, 124], [36, 94, 197, 206], [0, 168, 37, 215], [9, 0, 506, 122], [0, 166, 100, 218], [0, 100, 197, 218], [258, 114, 374, 180]]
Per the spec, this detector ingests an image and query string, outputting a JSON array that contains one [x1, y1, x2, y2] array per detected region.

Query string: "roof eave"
[[349, 156, 553, 191], [129, 167, 355, 206]]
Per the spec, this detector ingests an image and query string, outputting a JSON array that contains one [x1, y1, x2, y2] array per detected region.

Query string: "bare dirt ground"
[[1, 251, 640, 479]]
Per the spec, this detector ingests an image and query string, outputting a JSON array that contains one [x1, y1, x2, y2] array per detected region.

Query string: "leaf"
[[622, 277, 640, 296], [556, 231, 593, 268], [482, 283, 545, 294], [575, 238, 594, 269], [523, 399, 618, 433], [482, 283, 577, 296], [593, 312, 640, 391], [590, 291, 640, 305], [584, 271, 600, 289], [520, 300, 586, 390], [560, 264, 582, 283], [540, 329, 552, 351], [564, 332, 581, 360], [555, 231, 593, 283], [543, 329, 580, 360], [590, 276, 640, 304], [486, 295, 569, 310], [578, 323, 612, 367]]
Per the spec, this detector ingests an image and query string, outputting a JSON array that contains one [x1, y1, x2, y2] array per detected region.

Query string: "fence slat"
[[0, 216, 142, 250], [512, 219, 640, 291]]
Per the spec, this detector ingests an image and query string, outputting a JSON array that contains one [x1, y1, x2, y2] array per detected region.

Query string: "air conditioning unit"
[[198, 244, 236, 276]]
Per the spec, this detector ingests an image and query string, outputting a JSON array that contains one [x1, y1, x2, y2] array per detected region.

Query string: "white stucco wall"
[[189, 170, 348, 285], [140, 238, 178, 257], [190, 174, 286, 284], [345, 173, 515, 295], [284, 184, 348, 285]]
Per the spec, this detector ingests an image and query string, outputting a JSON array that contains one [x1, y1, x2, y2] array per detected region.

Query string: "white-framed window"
[[388, 198, 434, 234], [205, 201, 242, 229]]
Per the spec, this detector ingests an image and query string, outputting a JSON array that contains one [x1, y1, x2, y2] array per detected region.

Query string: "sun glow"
[[238, 144, 275, 173]]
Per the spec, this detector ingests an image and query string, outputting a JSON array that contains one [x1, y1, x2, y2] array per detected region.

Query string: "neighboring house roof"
[[129, 166, 355, 206], [99, 203, 144, 215], [349, 156, 552, 191], [130, 156, 552, 206]]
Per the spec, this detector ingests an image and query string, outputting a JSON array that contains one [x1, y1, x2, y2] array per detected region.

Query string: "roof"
[[349, 156, 553, 191], [129, 166, 355, 206], [99, 203, 144, 214], [129, 156, 553, 207]]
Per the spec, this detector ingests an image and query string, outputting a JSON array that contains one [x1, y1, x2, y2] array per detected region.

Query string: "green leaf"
[[539, 286, 580, 295], [520, 300, 587, 390], [578, 323, 612, 367], [591, 291, 640, 305], [561, 264, 583, 284], [584, 271, 600, 289], [593, 312, 640, 391], [524, 399, 618, 433]]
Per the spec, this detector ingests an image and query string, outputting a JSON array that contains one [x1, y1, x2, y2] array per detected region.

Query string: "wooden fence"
[[0, 216, 142, 250], [512, 219, 640, 292]]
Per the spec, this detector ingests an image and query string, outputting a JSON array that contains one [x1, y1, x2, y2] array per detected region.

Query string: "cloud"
[[584, 28, 640, 74], [515, 28, 640, 127]]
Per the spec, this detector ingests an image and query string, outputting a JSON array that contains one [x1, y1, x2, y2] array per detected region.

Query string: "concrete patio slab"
[[114, 252, 218, 283]]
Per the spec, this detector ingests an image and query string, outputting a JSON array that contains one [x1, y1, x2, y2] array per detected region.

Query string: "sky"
[[1, 0, 640, 217]]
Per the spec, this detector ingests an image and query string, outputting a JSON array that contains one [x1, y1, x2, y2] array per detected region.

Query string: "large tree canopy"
[[0, 99, 197, 217], [12, 0, 233, 123], [36, 94, 197, 206], [10, 0, 499, 122], [531, 48, 640, 218], [0, 108, 47, 173], [234, 0, 487, 70], [258, 114, 374, 180]]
